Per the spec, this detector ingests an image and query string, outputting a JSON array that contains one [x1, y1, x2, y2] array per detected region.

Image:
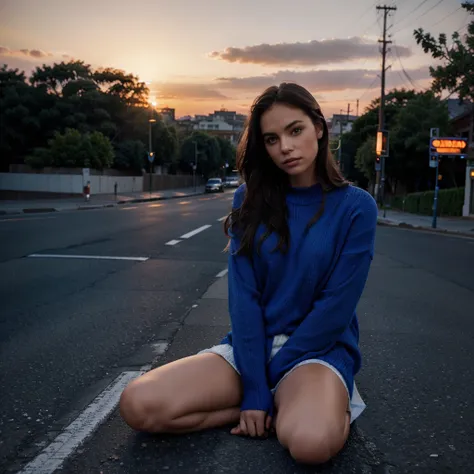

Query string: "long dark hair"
[[225, 82, 348, 256]]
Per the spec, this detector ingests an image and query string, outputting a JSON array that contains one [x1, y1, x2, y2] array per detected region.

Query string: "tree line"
[[0, 61, 236, 177], [1, 2, 472, 191]]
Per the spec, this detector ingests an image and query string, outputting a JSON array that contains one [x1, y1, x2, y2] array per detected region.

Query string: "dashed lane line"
[[180, 225, 212, 239]]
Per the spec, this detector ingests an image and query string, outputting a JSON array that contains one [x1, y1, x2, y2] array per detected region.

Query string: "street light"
[[192, 141, 198, 192], [148, 104, 157, 196]]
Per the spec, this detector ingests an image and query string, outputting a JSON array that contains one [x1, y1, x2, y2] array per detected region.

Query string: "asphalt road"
[[0, 191, 233, 472], [1, 191, 473, 473]]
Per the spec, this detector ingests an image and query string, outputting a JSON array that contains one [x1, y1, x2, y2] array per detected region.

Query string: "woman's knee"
[[119, 378, 169, 433], [278, 419, 349, 465]]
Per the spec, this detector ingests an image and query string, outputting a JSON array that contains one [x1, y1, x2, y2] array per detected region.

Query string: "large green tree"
[[0, 65, 57, 171], [353, 90, 450, 192], [343, 89, 417, 188], [216, 136, 236, 172], [26, 128, 114, 169], [389, 91, 450, 192], [179, 132, 224, 178], [0, 60, 153, 171], [414, 2, 474, 102]]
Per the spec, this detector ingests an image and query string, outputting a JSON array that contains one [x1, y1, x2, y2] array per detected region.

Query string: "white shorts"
[[199, 334, 366, 424]]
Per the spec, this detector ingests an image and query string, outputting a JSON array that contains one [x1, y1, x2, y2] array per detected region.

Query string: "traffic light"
[[375, 155, 381, 171], [376, 131, 389, 158]]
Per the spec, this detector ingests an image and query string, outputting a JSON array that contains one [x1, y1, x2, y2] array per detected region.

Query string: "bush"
[[25, 128, 114, 169], [390, 187, 464, 216], [114, 140, 146, 171]]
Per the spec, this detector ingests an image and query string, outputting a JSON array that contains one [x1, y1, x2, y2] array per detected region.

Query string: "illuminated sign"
[[430, 138, 468, 155]]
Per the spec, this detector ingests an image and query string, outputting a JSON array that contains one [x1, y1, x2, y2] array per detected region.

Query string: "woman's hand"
[[230, 410, 272, 438]]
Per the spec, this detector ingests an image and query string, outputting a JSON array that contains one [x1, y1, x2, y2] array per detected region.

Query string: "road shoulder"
[[58, 274, 389, 474]]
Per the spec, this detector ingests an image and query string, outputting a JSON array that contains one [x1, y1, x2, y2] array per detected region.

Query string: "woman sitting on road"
[[120, 82, 377, 465]]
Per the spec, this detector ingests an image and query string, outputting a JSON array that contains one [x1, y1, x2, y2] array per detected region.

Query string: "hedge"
[[389, 187, 464, 217]]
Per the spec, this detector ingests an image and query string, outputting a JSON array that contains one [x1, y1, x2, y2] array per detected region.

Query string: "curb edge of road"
[[377, 217, 474, 239], [0, 190, 208, 215]]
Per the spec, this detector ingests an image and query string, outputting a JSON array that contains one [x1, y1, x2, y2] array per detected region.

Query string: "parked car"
[[224, 175, 240, 188], [205, 178, 224, 193]]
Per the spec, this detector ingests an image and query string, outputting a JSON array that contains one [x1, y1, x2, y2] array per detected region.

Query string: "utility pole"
[[356, 99, 359, 117], [338, 109, 344, 171], [375, 4, 396, 203], [340, 104, 353, 174]]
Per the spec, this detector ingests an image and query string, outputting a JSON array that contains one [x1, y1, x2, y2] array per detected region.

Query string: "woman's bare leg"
[[274, 363, 350, 465], [119, 353, 242, 434]]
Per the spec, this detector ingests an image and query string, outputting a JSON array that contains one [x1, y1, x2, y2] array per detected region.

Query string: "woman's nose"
[[280, 137, 293, 154]]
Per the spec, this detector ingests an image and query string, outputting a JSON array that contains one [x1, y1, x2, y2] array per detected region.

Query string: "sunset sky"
[[0, 0, 470, 119]]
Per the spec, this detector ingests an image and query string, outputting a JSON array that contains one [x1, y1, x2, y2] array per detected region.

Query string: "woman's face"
[[260, 103, 323, 187]]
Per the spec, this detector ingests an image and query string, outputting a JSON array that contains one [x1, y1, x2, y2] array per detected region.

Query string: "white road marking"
[[217, 216, 227, 222], [148, 203, 163, 208], [121, 206, 138, 210], [180, 225, 212, 239], [165, 239, 182, 246], [216, 268, 228, 278], [28, 254, 149, 262], [151, 342, 169, 356], [18, 368, 149, 474], [0, 216, 57, 223]]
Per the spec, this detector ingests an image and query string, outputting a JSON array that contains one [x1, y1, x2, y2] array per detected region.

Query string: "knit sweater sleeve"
[[268, 191, 377, 381], [228, 185, 273, 415]]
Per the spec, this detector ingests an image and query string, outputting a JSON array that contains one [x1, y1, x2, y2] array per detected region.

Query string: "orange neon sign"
[[431, 139, 467, 150]]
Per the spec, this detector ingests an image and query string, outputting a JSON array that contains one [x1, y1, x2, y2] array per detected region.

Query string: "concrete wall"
[[0, 173, 143, 195], [462, 164, 474, 217], [144, 173, 203, 192]]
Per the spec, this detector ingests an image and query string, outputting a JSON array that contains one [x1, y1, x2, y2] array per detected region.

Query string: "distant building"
[[189, 109, 247, 146], [329, 114, 358, 138], [159, 107, 176, 124]]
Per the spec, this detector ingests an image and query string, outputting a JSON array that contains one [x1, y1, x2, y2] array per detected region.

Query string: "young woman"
[[120, 83, 377, 465]]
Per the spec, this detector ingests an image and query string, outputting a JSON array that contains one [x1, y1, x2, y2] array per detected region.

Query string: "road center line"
[[18, 368, 149, 474], [165, 240, 182, 246], [180, 225, 212, 239], [217, 216, 227, 222], [28, 254, 149, 262], [216, 268, 228, 278]]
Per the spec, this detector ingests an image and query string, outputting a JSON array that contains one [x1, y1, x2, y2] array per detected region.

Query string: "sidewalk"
[[0, 187, 206, 215], [378, 208, 474, 238]]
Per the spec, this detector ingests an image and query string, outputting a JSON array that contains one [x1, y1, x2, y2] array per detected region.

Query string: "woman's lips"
[[283, 158, 302, 167]]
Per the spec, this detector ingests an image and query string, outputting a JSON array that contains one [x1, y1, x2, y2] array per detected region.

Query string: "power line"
[[388, 49, 412, 89], [358, 75, 380, 102], [392, 39, 421, 90], [392, 0, 446, 34], [429, 5, 462, 27], [392, 0, 432, 28]]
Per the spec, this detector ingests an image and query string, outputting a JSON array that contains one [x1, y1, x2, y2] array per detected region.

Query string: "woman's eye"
[[265, 137, 277, 145], [292, 127, 303, 135]]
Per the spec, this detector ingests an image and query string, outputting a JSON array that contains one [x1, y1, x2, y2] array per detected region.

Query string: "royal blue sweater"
[[221, 183, 378, 415]]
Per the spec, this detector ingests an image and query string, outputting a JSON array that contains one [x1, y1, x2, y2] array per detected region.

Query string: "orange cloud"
[[150, 83, 228, 100], [0, 46, 53, 59], [210, 38, 412, 67], [215, 67, 431, 92]]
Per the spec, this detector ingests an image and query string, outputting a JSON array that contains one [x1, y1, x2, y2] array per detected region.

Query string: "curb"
[[116, 190, 206, 205], [377, 217, 474, 239], [0, 190, 208, 216]]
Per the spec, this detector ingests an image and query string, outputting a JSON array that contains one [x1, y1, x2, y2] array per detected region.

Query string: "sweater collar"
[[286, 183, 323, 205]]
